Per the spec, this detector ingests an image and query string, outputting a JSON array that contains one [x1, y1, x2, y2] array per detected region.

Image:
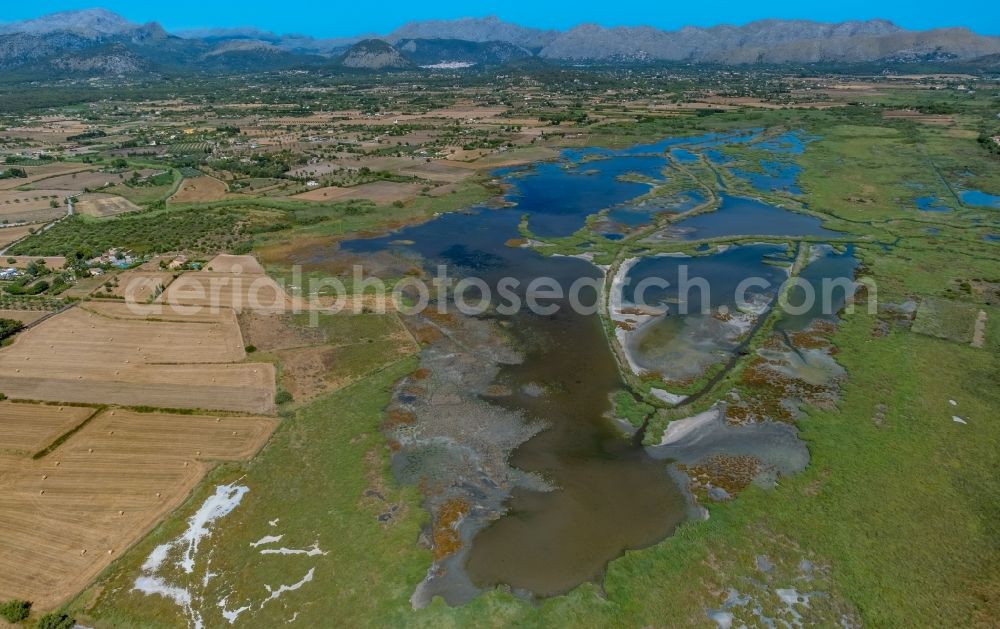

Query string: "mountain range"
[[1, 8, 999, 76]]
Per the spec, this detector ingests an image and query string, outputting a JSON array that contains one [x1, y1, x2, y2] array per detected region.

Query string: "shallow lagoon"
[[506, 159, 662, 238], [338, 132, 849, 602], [778, 245, 860, 331], [670, 194, 838, 240], [606, 189, 706, 227], [621, 245, 791, 381]]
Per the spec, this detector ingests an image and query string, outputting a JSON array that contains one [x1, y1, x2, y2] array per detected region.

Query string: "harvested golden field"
[[2, 255, 66, 269], [0, 408, 277, 610], [92, 270, 174, 300], [0, 303, 275, 413], [28, 169, 159, 191], [0, 402, 94, 456], [0, 164, 94, 191], [160, 270, 293, 312], [457, 146, 558, 169], [204, 253, 266, 274], [59, 303, 247, 361], [396, 160, 475, 183], [74, 193, 141, 218], [29, 170, 110, 191], [169, 176, 229, 203], [0, 225, 33, 250], [58, 275, 106, 299], [0, 309, 52, 325], [0, 189, 66, 223], [79, 299, 238, 324], [291, 181, 423, 204]]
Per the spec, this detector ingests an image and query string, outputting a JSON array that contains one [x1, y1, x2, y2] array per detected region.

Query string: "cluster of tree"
[[67, 129, 108, 142], [125, 170, 172, 188], [37, 612, 76, 629], [1, 259, 71, 296], [11, 208, 247, 257], [3, 278, 50, 296], [0, 167, 27, 179], [209, 150, 304, 179], [539, 110, 589, 125], [978, 131, 1000, 158], [0, 318, 24, 342], [0, 598, 30, 623], [914, 102, 960, 115], [3, 154, 54, 165]]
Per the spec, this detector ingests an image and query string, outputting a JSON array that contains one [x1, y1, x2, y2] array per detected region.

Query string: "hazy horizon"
[[1, 1, 997, 39]]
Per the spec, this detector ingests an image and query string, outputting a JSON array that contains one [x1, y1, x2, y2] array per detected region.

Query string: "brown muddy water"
[[466, 305, 688, 596]]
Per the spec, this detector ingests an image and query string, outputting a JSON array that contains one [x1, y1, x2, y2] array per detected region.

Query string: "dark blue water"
[[340, 206, 554, 284], [501, 131, 774, 238], [670, 148, 698, 163], [671, 194, 838, 240], [779, 245, 860, 331], [704, 149, 733, 165], [725, 131, 813, 194], [503, 159, 663, 237], [622, 244, 791, 311], [579, 154, 669, 180]]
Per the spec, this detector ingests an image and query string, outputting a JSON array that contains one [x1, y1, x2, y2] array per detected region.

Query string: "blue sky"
[[2, 1, 997, 37]]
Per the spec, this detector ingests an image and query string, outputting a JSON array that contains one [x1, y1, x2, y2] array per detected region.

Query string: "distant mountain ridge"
[[0, 9, 999, 76], [340, 39, 413, 69], [0, 8, 157, 37], [387, 16, 559, 51], [537, 19, 1000, 63]]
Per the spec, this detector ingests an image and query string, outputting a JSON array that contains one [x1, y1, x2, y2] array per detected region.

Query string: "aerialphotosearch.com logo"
[[120, 263, 877, 322]]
